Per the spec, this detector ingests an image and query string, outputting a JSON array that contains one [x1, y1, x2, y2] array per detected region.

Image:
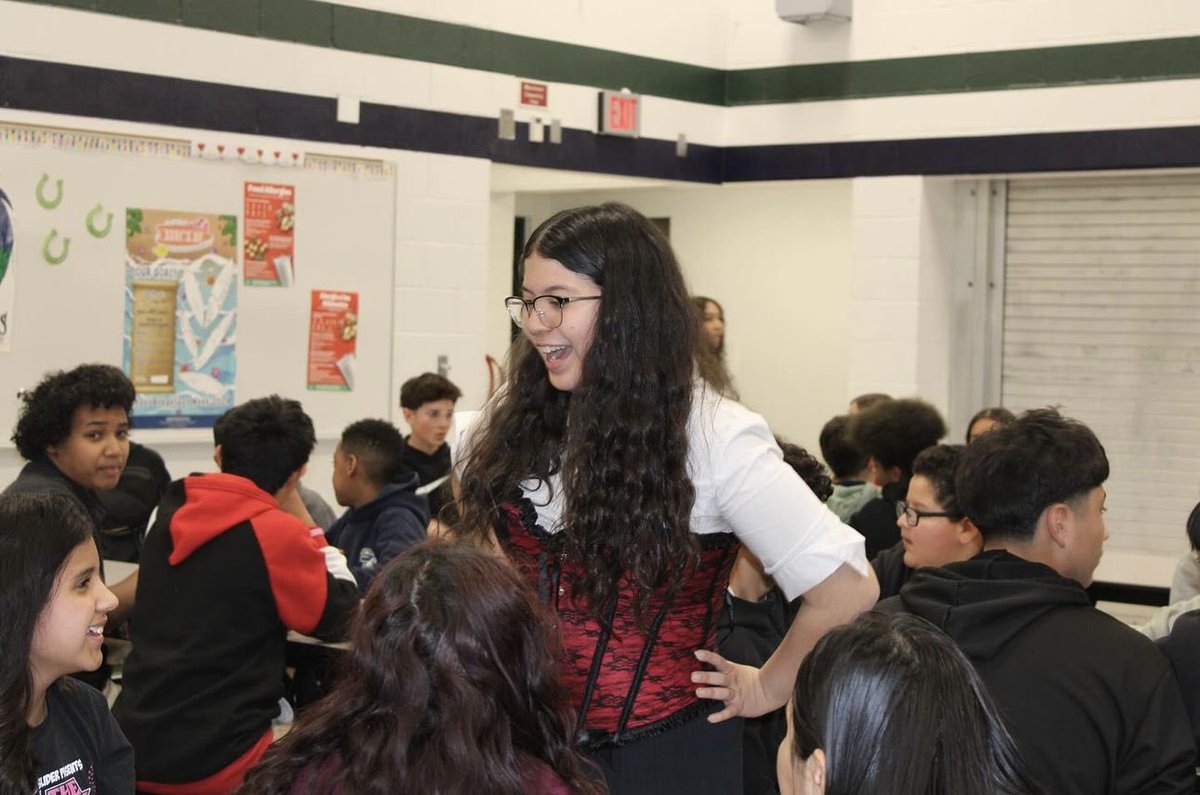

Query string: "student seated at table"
[[327, 418, 430, 595], [5, 362, 139, 687], [777, 611, 1043, 795], [846, 398, 946, 559], [878, 409, 1196, 795], [238, 540, 604, 795], [96, 440, 171, 563], [871, 444, 982, 600], [0, 492, 134, 794], [114, 395, 359, 795], [818, 414, 879, 524]]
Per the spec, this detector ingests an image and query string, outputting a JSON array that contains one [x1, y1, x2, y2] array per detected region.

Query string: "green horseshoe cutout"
[[86, 204, 113, 238], [43, 229, 70, 265], [36, 174, 63, 209]]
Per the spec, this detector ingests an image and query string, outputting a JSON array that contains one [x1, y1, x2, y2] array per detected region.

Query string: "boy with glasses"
[[872, 444, 982, 600], [878, 409, 1195, 795]]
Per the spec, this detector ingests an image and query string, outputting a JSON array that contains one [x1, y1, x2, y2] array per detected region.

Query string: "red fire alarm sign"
[[520, 81, 548, 108]]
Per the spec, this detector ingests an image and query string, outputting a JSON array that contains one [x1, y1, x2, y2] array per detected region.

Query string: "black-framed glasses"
[[504, 295, 602, 329], [896, 500, 963, 526]]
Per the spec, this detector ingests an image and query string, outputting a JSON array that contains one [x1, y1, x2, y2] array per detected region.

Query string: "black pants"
[[587, 710, 744, 795]]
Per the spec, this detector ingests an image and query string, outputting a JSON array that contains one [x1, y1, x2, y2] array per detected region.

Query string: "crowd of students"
[[2, 201, 1199, 795]]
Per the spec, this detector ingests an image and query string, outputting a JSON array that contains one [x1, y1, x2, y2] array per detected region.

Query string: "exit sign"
[[598, 90, 640, 137]]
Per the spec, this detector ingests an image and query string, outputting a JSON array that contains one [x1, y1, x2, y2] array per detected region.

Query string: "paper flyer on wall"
[[307, 289, 357, 391], [243, 181, 295, 286], [0, 186, 13, 352], [124, 207, 238, 428]]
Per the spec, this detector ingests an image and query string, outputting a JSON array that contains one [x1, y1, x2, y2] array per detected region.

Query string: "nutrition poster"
[[307, 289, 357, 391], [0, 186, 12, 352], [124, 207, 238, 428], [243, 181, 295, 286]]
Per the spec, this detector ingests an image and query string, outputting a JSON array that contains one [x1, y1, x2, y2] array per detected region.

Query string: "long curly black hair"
[[457, 203, 713, 625], [237, 541, 604, 795]]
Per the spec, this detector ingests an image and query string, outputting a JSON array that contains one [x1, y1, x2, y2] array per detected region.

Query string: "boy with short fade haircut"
[[114, 395, 359, 795], [879, 409, 1196, 795], [399, 372, 462, 521], [327, 418, 430, 594], [847, 397, 946, 558], [818, 414, 880, 523]]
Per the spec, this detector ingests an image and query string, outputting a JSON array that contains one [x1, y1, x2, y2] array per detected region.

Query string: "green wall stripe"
[[726, 36, 1200, 104], [13, 0, 1200, 107]]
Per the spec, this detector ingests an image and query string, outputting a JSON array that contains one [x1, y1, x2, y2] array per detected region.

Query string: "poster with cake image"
[[124, 207, 238, 428], [243, 181, 295, 286], [307, 289, 357, 391]]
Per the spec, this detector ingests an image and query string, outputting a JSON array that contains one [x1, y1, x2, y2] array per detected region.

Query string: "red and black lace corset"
[[497, 497, 740, 749]]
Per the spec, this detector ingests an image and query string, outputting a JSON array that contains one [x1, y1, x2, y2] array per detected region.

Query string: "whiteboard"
[[0, 129, 396, 440]]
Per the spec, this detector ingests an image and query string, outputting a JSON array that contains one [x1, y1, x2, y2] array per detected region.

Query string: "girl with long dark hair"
[[457, 203, 878, 794], [692, 295, 737, 398], [0, 491, 133, 795], [779, 612, 1044, 795], [237, 540, 604, 795]]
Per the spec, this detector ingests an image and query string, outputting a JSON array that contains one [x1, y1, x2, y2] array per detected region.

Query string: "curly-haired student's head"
[[848, 398, 946, 480], [12, 364, 134, 460]]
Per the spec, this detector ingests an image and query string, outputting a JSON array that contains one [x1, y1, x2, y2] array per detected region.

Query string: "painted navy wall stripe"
[[3, 56, 1199, 182]]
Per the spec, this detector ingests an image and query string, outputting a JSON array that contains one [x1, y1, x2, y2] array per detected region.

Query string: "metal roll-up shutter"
[[1002, 174, 1200, 555]]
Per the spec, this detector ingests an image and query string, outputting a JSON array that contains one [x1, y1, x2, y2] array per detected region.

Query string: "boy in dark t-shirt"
[[398, 372, 462, 524]]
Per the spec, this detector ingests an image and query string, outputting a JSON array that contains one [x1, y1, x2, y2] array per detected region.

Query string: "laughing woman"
[[457, 203, 877, 795], [0, 492, 134, 794]]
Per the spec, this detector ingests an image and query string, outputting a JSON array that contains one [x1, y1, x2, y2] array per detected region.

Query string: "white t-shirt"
[[462, 383, 869, 601]]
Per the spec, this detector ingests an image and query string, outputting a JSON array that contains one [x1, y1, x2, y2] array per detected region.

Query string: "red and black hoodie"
[[113, 473, 359, 793]]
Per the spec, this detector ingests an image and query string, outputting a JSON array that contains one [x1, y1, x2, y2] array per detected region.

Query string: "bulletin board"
[[0, 124, 396, 440]]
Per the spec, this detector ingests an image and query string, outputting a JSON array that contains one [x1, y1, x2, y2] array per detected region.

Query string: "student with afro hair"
[[847, 398, 946, 558], [5, 363, 139, 686]]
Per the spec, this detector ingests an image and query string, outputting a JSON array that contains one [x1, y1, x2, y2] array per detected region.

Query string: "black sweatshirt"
[[879, 550, 1196, 795]]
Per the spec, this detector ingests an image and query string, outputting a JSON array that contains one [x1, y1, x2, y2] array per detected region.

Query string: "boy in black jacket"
[[114, 396, 359, 794], [399, 372, 461, 523], [878, 409, 1195, 795], [328, 418, 430, 594]]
